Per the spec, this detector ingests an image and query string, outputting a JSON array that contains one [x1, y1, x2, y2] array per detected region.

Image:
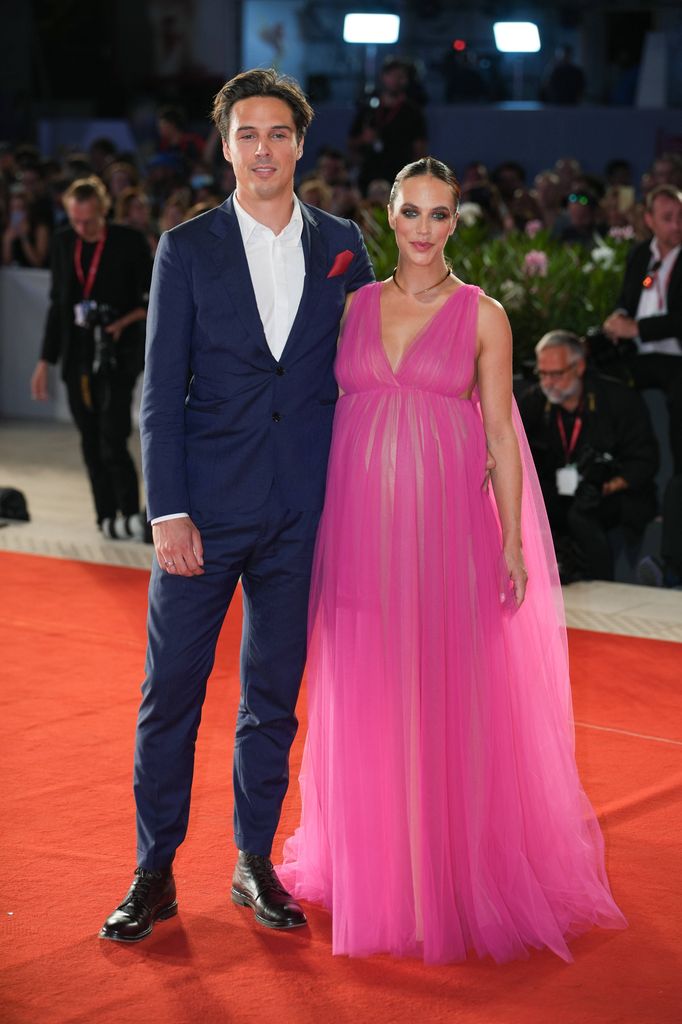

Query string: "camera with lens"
[[585, 326, 636, 370], [573, 444, 615, 511], [73, 300, 119, 373]]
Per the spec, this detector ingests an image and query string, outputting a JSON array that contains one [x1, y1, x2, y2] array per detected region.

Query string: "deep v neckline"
[[377, 281, 468, 377]]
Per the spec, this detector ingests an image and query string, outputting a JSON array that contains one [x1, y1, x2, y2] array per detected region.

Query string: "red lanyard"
[[654, 261, 674, 312], [556, 407, 582, 463], [74, 228, 107, 299]]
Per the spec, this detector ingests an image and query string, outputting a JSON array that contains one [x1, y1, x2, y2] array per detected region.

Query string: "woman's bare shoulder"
[[476, 291, 511, 335]]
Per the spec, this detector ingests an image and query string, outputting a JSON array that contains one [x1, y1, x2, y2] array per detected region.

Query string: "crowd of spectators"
[[2, 89, 681, 274], [1, 96, 681, 587]]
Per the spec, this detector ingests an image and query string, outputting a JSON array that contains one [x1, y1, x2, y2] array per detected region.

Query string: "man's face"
[[536, 346, 585, 406], [65, 197, 106, 242], [645, 196, 682, 253], [222, 96, 302, 207]]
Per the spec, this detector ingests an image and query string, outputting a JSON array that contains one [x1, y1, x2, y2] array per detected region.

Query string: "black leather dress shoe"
[[99, 867, 177, 942], [231, 852, 306, 930]]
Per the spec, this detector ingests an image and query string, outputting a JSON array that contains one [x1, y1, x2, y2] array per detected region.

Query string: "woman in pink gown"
[[279, 158, 626, 964]]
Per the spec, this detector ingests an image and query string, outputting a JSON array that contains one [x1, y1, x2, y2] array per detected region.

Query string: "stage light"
[[343, 13, 401, 44], [493, 22, 541, 53], [453, 39, 467, 52]]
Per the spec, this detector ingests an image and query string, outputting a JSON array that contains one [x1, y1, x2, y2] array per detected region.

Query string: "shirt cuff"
[[150, 512, 190, 524]]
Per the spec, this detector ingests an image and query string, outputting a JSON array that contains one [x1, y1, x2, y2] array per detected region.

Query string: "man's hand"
[[104, 307, 146, 343], [31, 360, 49, 401], [104, 319, 126, 343], [152, 518, 205, 576], [603, 312, 639, 340], [602, 475, 628, 497]]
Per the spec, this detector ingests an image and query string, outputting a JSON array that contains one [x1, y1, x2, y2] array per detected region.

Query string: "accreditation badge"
[[556, 464, 580, 496]]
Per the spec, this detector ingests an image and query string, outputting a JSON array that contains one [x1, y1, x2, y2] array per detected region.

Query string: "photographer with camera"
[[601, 184, 682, 473], [519, 330, 659, 582], [31, 177, 152, 530]]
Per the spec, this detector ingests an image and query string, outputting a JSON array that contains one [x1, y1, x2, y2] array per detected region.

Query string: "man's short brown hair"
[[645, 184, 682, 212], [63, 175, 111, 215], [211, 68, 314, 142]]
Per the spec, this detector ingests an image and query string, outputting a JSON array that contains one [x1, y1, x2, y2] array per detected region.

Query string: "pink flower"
[[523, 250, 548, 277], [525, 219, 543, 239], [608, 225, 635, 241]]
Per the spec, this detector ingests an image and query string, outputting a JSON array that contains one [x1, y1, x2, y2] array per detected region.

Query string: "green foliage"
[[363, 211, 630, 367]]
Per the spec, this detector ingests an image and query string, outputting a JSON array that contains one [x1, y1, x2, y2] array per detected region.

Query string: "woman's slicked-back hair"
[[212, 68, 314, 142], [389, 157, 462, 212]]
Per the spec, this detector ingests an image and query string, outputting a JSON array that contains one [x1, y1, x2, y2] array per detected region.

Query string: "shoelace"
[[243, 856, 285, 896], [122, 869, 166, 911]]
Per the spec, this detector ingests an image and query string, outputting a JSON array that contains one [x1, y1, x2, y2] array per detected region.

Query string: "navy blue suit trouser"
[[133, 488, 321, 869]]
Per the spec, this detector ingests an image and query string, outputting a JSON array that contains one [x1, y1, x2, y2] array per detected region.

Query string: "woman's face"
[[388, 175, 458, 266]]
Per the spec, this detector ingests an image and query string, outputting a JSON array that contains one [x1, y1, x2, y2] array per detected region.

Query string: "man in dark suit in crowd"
[[519, 330, 658, 582], [100, 69, 374, 942], [31, 176, 152, 527], [602, 184, 682, 472]]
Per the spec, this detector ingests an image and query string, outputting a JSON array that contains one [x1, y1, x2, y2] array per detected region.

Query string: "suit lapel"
[[209, 196, 270, 355], [280, 203, 326, 363]]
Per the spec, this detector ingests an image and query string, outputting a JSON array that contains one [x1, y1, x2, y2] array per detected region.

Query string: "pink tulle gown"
[[279, 282, 626, 964]]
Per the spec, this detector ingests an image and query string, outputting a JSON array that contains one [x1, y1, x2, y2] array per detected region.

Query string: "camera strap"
[[74, 227, 107, 299], [556, 404, 583, 464]]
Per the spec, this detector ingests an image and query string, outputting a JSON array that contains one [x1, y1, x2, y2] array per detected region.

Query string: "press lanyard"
[[556, 406, 582, 463], [74, 228, 107, 299], [653, 262, 674, 312]]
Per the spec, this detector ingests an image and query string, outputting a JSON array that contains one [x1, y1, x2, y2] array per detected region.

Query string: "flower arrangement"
[[363, 209, 631, 366]]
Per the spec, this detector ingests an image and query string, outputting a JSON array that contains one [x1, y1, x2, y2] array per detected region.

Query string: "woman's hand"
[[504, 544, 528, 608]]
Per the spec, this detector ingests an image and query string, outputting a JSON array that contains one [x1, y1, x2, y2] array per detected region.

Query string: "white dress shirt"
[[152, 195, 306, 525], [635, 239, 681, 357]]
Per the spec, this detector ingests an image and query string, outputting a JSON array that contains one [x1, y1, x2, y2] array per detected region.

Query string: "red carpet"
[[1, 551, 680, 1024]]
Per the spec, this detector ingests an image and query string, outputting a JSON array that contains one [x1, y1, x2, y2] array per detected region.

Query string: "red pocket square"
[[327, 250, 354, 278]]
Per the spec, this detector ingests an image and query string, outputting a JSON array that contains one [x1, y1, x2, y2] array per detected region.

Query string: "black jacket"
[[42, 223, 152, 380], [519, 372, 659, 530], [617, 240, 682, 347]]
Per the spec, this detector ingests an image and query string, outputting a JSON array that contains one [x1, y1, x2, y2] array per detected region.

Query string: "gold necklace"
[[392, 267, 452, 296]]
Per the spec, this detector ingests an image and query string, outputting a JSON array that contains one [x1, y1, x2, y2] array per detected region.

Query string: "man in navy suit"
[[100, 69, 374, 942]]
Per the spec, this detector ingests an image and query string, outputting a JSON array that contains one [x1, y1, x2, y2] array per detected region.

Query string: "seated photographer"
[[31, 176, 152, 530], [519, 330, 659, 582], [601, 184, 682, 473]]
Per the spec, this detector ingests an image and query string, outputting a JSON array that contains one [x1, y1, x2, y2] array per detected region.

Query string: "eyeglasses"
[[534, 361, 578, 380]]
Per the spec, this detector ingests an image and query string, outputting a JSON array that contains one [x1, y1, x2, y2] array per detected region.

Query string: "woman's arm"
[[476, 294, 527, 606]]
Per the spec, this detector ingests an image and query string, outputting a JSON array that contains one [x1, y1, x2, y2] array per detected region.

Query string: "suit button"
[[272, 412, 281, 422], [275, 367, 285, 376]]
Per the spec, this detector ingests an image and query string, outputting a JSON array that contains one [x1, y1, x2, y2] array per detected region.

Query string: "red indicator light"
[[453, 39, 466, 51]]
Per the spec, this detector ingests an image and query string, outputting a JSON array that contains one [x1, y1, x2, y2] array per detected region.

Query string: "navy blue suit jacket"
[[140, 196, 374, 520]]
